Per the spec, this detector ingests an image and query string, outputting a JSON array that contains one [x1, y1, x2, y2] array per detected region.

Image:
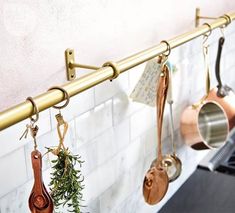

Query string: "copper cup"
[[207, 89, 235, 129], [180, 101, 229, 150]]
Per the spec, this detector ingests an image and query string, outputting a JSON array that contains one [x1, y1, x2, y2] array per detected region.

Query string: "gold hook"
[[20, 97, 39, 150], [219, 14, 231, 38], [102, 61, 121, 81], [160, 40, 171, 57], [47, 87, 70, 155], [48, 86, 70, 110], [220, 14, 232, 27], [202, 23, 212, 45], [220, 26, 225, 38], [27, 97, 39, 124]]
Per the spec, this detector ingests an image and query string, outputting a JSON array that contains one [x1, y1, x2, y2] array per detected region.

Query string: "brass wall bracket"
[[195, 8, 217, 27], [65, 49, 100, 81]]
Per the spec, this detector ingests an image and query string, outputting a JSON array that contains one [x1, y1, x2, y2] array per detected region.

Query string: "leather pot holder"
[[143, 60, 169, 205]]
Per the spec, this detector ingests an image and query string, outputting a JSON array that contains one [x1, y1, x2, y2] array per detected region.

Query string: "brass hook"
[[47, 86, 70, 155], [160, 40, 171, 57], [202, 23, 212, 45], [102, 61, 121, 81], [48, 86, 70, 110], [220, 26, 225, 38], [220, 14, 232, 27], [20, 97, 39, 150], [219, 14, 231, 38], [27, 97, 39, 124]]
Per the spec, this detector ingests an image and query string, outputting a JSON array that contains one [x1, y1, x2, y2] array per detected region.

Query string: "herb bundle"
[[47, 147, 84, 213]]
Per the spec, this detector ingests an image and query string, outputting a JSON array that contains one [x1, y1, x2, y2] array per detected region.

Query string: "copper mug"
[[207, 37, 235, 129], [180, 101, 229, 149], [181, 40, 229, 150]]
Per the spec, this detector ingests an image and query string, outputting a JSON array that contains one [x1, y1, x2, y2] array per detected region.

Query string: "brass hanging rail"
[[0, 12, 235, 131]]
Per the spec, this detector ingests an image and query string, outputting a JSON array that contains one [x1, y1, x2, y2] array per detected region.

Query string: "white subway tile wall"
[[0, 24, 235, 213]]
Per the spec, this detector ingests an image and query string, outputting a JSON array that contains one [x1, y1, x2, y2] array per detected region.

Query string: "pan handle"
[[156, 63, 169, 163], [215, 37, 230, 97]]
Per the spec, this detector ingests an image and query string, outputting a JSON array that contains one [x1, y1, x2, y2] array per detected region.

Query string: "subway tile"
[[0, 110, 51, 158], [78, 119, 130, 176], [224, 52, 235, 78], [0, 178, 33, 213], [113, 119, 130, 151], [83, 138, 144, 204], [99, 172, 133, 213], [0, 148, 27, 197], [141, 126, 157, 156], [50, 88, 95, 128], [130, 107, 155, 140], [169, 65, 190, 107], [115, 137, 145, 175], [171, 106, 185, 131], [95, 130, 117, 166], [112, 91, 144, 125], [170, 41, 193, 64], [81, 198, 100, 213], [223, 30, 235, 53], [75, 100, 113, 143], [77, 138, 98, 176], [82, 158, 117, 203], [94, 72, 128, 106], [116, 186, 156, 213]]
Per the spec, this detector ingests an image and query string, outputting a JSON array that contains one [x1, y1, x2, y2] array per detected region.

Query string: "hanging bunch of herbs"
[[46, 147, 84, 213], [45, 112, 85, 213]]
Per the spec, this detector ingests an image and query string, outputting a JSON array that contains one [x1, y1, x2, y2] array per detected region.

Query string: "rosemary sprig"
[[46, 147, 85, 213]]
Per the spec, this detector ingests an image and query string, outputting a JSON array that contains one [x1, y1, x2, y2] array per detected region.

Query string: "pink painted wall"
[[0, 0, 234, 110]]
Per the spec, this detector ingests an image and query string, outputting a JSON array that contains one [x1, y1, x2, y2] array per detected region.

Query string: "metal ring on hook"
[[48, 86, 70, 109], [220, 14, 232, 27], [160, 40, 171, 57], [102, 61, 120, 81], [203, 23, 212, 37], [27, 97, 39, 123]]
